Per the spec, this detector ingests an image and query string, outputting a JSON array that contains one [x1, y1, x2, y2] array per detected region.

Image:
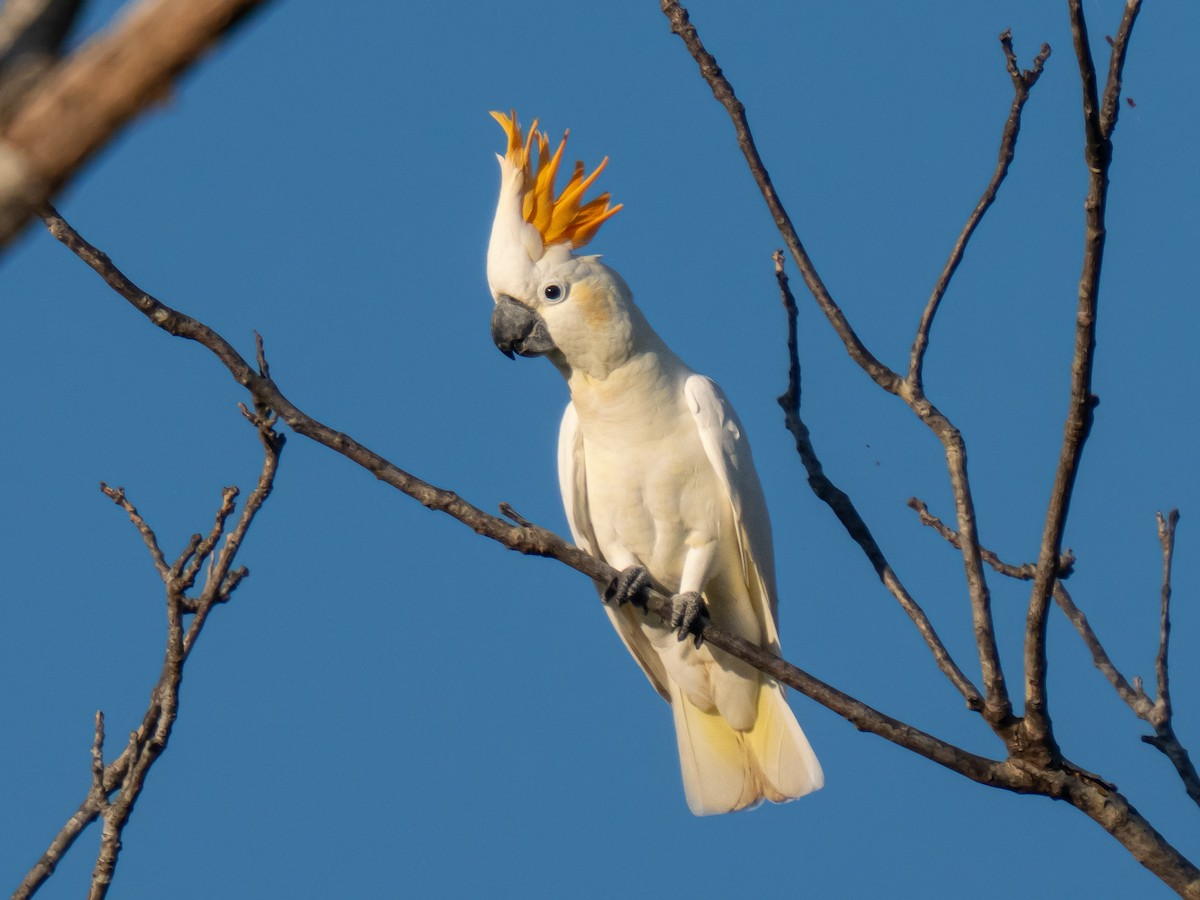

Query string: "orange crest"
[[491, 110, 622, 249]]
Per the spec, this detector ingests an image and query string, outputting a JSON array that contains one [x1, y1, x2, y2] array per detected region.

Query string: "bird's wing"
[[684, 375, 781, 650], [558, 402, 671, 701]]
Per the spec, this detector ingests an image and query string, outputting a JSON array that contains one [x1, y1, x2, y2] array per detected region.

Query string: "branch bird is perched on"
[[486, 111, 823, 815]]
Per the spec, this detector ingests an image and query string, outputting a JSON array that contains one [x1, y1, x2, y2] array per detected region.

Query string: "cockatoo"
[[485, 111, 823, 815]]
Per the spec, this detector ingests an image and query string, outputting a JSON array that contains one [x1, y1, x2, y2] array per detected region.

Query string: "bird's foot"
[[671, 591, 710, 648], [604, 565, 651, 609]]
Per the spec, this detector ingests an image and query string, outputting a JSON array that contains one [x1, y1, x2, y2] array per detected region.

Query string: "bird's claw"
[[604, 565, 651, 609], [671, 591, 709, 648]]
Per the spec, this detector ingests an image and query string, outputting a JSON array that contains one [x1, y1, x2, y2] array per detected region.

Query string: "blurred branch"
[[0, 0, 83, 127], [37, 201, 1200, 898], [774, 251, 983, 710], [12, 412, 282, 900], [0, 0, 271, 251], [1022, 0, 1141, 758]]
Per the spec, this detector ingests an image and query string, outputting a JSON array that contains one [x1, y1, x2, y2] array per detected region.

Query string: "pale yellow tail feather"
[[670, 678, 822, 816], [748, 679, 824, 803]]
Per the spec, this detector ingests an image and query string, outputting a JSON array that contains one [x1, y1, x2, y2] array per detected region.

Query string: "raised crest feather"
[[491, 110, 623, 250]]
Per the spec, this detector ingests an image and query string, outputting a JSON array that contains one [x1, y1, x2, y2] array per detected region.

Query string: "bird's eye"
[[542, 281, 566, 303]]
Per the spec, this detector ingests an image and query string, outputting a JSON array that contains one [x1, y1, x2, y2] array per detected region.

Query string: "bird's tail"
[[669, 678, 823, 816]]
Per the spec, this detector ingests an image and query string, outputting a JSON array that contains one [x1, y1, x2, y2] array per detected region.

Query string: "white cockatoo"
[[486, 111, 823, 815]]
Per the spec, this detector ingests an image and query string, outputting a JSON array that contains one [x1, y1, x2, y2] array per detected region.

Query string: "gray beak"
[[491, 295, 557, 359]]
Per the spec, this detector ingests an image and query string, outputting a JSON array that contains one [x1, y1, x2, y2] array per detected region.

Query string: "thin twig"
[[776, 252, 981, 709], [98, 483, 169, 579], [1154, 510, 1179, 716], [908, 31, 1050, 389], [908, 497, 1075, 581], [1141, 510, 1200, 808]]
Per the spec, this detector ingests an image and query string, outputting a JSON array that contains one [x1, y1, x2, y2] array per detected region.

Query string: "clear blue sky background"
[[3, 1, 1198, 897]]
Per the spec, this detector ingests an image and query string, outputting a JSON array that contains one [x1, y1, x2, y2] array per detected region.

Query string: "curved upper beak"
[[491, 295, 557, 359]]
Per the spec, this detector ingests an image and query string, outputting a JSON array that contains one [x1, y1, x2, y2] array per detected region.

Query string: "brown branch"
[[36, 204, 995, 775], [1142, 510, 1200, 808], [13, 411, 281, 900], [908, 497, 1075, 582], [910, 497, 1147, 719], [775, 252, 982, 710], [38, 203, 1200, 899], [908, 31, 1050, 390], [659, 0, 1015, 735], [0, 0, 272, 249], [657, 0, 902, 396], [1022, 0, 1142, 759], [914, 495, 1200, 809], [0, 0, 83, 127], [97, 483, 170, 579], [1154, 510, 1179, 717]]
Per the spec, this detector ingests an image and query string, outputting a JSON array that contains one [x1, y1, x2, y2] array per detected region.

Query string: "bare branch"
[[1155, 509, 1179, 714], [915, 494, 1199, 809], [775, 252, 982, 710], [659, 0, 1014, 734], [908, 497, 1075, 582], [1054, 581, 1149, 713], [98, 482, 170, 579], [179, 486, 239, 592], [1023, 0, 1141, 757], [657, 0, 902, 395], [14, 411, 279, 899], [1141, 510, 1200, 809], [908, 32, 1050, 389], [37, 204, 994, 773]]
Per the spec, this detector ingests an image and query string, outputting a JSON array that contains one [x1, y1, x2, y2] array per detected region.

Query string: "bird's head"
[[486, 111, 637, 378]]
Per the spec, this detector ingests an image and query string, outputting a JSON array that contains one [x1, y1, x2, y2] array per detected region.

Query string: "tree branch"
[[657, 0, 902, 396], [36, 204, 1003, 780], [913, 496, 1200, 810], [12, 410, 281, 900], [775, 252, 983, 710], [908, 31, 1050, 390], [0, 0, 273, 250], [1023, 0, 1141, 759], [38, 201, 1200, 898], [659, 0, 1019, 734]]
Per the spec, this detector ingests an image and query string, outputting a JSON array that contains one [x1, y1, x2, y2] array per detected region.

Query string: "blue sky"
[[3, 1, 1198, 897]]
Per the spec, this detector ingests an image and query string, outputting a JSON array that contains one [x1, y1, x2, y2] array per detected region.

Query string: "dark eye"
[[542, 282, 565, 303]]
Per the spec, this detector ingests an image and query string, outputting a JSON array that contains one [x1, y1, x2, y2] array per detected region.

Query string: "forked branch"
[[13, 413, 282, 900], [659, 0, 1051, 736], [1022, 0, 1142, 756], [775, 252, 982, 710]]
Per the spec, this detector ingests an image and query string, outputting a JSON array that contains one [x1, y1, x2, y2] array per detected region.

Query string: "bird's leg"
[[604, 565, 651, 609], [674, 539, 716, 648]]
